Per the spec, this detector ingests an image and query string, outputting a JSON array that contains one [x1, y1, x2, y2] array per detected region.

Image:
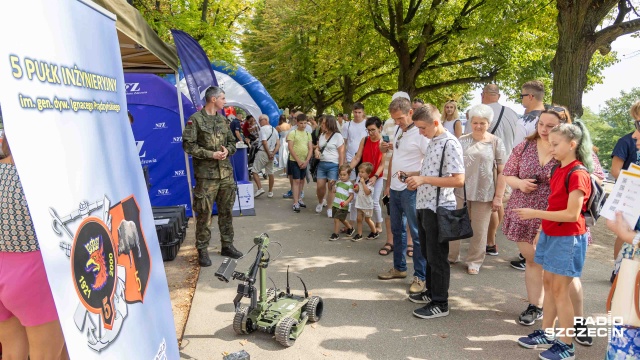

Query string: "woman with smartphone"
[[349, 116, 385, 239], [502, 107, 569, 327]]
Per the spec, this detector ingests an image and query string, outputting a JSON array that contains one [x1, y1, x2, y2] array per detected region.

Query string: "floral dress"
[[502, 140, 557, 243]]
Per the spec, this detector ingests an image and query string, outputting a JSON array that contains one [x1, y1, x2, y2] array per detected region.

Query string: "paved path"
[[179, 175, 612, 360]]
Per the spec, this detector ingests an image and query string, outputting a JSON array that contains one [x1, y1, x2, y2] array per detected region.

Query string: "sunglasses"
[[544, 106, 568, 121], [519, 93, 530, 99], [635, 120, 640, 132]]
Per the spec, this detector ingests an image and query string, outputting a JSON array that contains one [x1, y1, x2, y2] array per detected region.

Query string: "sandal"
[[378, 243, 393, 256], [467, 268, 479, 275], [406, 244, 414, 257]]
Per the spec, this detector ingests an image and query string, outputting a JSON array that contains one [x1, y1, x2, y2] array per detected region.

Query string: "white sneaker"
[[322, 198, 327, 207], [267, 192, 274, 198], [255, 188, 265, 198], [327, 208, 332, 218], [315, 204, 323, 213]]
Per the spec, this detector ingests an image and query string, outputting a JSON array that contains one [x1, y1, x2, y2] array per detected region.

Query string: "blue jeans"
[[390, 189, 426, 280]]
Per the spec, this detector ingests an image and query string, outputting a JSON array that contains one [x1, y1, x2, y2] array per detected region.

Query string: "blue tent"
[[126, 73, 196, 216]]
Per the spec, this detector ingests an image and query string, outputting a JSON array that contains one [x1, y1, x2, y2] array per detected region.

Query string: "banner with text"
[[0, 1, 179, 358]]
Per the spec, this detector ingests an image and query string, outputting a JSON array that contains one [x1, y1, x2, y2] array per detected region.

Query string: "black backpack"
[[550, 164, 606, 227]]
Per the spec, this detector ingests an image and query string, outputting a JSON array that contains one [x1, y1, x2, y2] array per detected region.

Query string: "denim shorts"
[[316, 161, 339, 180], [287, 160, 307, 180], [534, 231, 588, 277]]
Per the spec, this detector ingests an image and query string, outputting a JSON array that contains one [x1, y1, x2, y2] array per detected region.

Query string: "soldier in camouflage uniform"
[[183, 86, 243, 266]]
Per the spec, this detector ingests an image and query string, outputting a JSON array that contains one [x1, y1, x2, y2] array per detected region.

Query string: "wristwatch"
[[633, 231, 640, 247]]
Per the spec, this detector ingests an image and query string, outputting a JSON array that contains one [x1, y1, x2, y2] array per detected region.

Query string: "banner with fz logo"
[[126, 74, 196, 216], [0, 1, 179, 358]]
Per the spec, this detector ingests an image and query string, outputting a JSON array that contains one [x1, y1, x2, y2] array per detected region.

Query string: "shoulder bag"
[[435, 139, 474, 243], [311, 132, 336, 182], [607, 244, 640, 327]]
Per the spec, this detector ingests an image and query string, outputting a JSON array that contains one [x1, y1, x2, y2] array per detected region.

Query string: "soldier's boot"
[[198, 249, 212, 267], [221, 244, 243, 259]]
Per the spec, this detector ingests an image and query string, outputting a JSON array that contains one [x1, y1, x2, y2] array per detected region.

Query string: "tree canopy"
[[132, 0, 640, 118]]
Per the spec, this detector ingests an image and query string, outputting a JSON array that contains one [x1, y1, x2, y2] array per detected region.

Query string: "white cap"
[[391, 91, 410, 101]]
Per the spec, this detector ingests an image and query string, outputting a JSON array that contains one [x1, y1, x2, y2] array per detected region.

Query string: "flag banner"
[[170, 29, 219, 110], [0, 0, 179, 358]]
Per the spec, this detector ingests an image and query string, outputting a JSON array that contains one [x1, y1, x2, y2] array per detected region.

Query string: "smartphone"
[[382, 135, 390, 142]]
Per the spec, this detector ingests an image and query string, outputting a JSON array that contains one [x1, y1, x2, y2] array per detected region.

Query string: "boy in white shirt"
[[352, 162, 376, 242]]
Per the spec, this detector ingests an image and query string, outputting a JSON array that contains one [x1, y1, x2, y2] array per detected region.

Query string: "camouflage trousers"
[[193, 177, 236, 250]]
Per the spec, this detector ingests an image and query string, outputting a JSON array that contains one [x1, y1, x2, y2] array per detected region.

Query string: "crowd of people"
[[240, 81, 640, 360], [2, 79, 639, 358]]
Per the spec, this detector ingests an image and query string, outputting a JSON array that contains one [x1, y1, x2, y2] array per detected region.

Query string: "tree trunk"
[[396, 44, 417, 98], [551, 3, 599, 119], [341, 75, 355, 114], [201, 0, 209, 23]]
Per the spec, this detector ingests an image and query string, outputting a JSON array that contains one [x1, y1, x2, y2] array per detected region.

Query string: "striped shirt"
[[332, 181, 353, 209]]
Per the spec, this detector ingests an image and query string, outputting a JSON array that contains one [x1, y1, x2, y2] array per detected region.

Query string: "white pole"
[[176, 70, 194, 216]]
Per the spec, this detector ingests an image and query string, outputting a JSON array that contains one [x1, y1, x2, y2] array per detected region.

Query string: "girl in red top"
[[514, 120, 594, 360]]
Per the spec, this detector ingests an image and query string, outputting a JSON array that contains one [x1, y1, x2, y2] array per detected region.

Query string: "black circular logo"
[[71, 217, 117, 323]]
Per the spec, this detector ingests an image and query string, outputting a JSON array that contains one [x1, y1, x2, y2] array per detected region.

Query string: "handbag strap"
[[319, 132, 336, 154], [490, 106, 505, 135], [435, 139, 466, 207]]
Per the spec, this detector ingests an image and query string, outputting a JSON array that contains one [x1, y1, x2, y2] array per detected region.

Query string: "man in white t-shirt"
[[251, 115, 279, 198], [343, 102, 368, 179], [471, 84, 526, 157], [378, 97, 429, 295], [336, 113, 345, 133]]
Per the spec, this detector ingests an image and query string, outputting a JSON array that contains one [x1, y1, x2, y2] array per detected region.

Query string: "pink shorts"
[[0, 251, 59, 326]]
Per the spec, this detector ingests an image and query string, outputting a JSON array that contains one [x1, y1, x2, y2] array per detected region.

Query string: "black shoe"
[[486, 245, 499, 256], [510, 259, 526, 271], [518, 304, 543, 326], [329, 233, 339, 241], [198, 249, 212, 267], [575, 321, 594, 346], [408, 291, 431, 304], [366, 232, 379, 240], [344, 228, 355, 238], [413, 302, 449, 319], [221, 245, 243, 259]]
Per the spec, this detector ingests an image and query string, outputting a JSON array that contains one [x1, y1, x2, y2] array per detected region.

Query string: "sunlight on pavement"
[[313, 287, 406, 300], [276, 256, 359, 271], [468, 334, 521, 342], [449, 296, 500, 311]]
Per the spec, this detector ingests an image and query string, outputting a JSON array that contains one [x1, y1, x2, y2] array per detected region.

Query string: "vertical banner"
[[0, 1, 179, 359], [170, 29, 219, 110]]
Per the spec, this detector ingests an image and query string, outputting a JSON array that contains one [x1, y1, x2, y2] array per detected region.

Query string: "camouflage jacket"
[[182, 109, 237, 179]]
